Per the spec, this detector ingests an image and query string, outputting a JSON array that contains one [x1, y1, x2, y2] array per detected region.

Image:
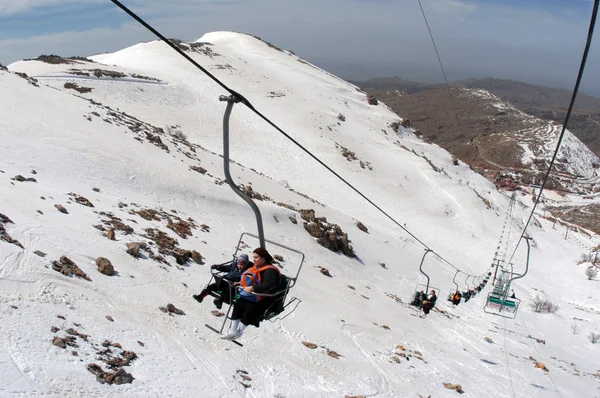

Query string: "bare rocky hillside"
[[356, 77, 600, 159]]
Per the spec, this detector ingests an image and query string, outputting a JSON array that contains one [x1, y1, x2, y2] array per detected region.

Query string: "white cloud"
[[1, 23, 148, 62]]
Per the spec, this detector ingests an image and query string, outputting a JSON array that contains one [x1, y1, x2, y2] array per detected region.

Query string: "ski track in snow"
[[341, 324, 389, 397]]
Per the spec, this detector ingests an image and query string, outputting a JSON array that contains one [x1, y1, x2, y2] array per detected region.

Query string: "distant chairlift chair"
[[410, 249, 440, 317], [447, 270, 463, 305], [483, 237, 531, 319]]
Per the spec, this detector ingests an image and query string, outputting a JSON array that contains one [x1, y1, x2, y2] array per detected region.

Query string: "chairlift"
[[447, 270, 463, 305], [409, 249, 440, 316], [483, 237, 532, 319], [468, 276, 478, 298], [204, 232, 305, 342], [475, 276, 485, 292], [475, 275, 485, 290], [462, 275, 475, 302], [203, 95, 305, 344]]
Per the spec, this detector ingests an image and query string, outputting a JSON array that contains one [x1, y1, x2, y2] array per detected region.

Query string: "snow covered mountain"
[[2, 32, 600, 397]]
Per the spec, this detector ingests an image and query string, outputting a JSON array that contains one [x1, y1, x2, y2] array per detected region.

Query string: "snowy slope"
[[2, 33, 599, 397]]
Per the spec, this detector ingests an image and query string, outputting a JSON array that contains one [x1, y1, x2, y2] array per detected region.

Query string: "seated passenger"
[[193, 254, 251, 309], [451, 291, 462, 305], [221, 248, 281, 341], [411, 290, 426, 307], [422, 290, 438, 315]]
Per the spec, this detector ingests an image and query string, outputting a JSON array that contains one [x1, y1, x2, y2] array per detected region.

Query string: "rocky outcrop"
[[159, 303, 185, 315], [96, 257, 115, 276], [166, 218, 196, 239], [191, 250, 204, 264], [172, 249, 192, 265], [55, 204, 68, 214], [241, 185, 271, 201], [126, 242, 147, 258], [87, 364, 134, 385], [443, 383, 464, 394], [12, 175, 37, 182], [190, 165, 207, 174], [98, 211, 133, 234], [356, 221, 368, 233], [0, 214, 23, 248], [300, 209, 354, 257], [68, 193, 94, 207], [144, 228, 177, 253], [52, 256, 91, 281]]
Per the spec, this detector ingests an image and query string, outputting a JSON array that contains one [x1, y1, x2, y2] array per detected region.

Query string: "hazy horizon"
[[1, 0, 599, 97]]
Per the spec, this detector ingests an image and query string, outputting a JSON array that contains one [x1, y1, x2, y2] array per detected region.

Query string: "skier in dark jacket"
[[411, 290, 426, 307], [464, 290, 472, 302], [193, 254, 251, 309], [451, 291, 462, 306], [421, 290, 437, 315], [221, 247, 280, 341]]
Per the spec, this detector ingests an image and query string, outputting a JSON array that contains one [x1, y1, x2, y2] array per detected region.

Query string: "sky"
[[1, 0, 600, 96]]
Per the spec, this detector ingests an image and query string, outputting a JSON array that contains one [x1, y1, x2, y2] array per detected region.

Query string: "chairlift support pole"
[[492, 259, 501, 286], [470, 276, 478, 289], [497, 236, 531, 313], [220, 95, 266, 249], [452, 270, 460, 291], [418, 249, 433, 292]]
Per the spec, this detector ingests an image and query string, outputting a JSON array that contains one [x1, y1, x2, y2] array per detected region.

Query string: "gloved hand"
[[211, 264, 218, 270]]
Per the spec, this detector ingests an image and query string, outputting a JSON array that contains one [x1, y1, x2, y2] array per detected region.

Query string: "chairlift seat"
[[260, 274, 293, 321], [488, 295, 516, 307]]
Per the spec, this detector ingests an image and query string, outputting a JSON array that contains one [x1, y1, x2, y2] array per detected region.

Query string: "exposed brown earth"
[[357, 76, 600, 159], [369, 86, 543, 173], [355, 77, 600, 233], [548, 204, 600, 235]]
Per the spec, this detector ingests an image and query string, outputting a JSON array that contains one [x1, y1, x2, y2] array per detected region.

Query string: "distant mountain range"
[[354, 77, 600, 159]]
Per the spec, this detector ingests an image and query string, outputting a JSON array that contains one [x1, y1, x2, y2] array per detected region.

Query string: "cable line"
[[507, 0, 599, 266], [109, 0, 488, 279], [416, 0, 488, 241], [416, 0, 457, 117]]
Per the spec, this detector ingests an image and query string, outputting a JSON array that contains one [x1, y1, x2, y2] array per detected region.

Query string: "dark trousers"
[[206, 276, 235, 304], [422, 301, 435, 314]]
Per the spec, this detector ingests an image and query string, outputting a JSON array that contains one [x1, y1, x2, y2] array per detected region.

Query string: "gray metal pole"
[[419, 249, 433, 292], [498, 236, 532, 313], [220, 95, 266, 249], [452, 270, 460, 291], [492, 259, 500, 286]]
